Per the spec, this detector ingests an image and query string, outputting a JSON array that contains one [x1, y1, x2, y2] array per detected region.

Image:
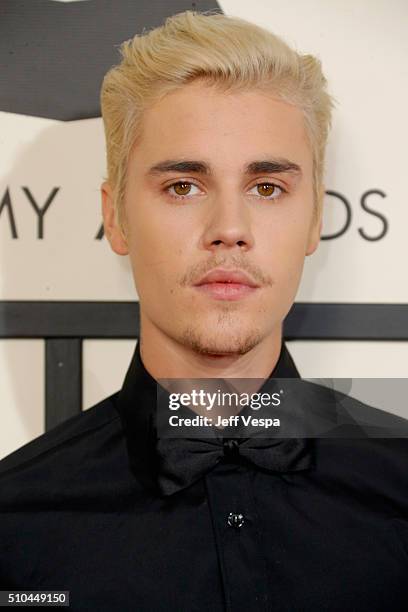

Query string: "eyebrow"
[[146, 158, 302, 177]]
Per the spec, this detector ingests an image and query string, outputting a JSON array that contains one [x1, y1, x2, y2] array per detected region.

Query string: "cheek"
[[263, 213, 309, 255], [128, 222, 188, 294], [260, 217, 309, 284], [127, 205, 168, 265]]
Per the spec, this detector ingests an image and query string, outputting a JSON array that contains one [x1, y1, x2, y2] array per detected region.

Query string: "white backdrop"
[[1, 0, 407, 459]]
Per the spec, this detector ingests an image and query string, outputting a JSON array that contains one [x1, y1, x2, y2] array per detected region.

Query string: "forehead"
[[132, 81, 312, 172]]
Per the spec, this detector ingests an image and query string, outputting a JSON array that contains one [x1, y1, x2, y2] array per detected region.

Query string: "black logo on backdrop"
[[0, 0, 221, 120], [0, 187, 389, 241], [321, 189, 388, 241]]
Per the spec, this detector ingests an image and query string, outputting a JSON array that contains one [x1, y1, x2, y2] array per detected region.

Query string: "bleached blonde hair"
[[101, 10, 335, 234]]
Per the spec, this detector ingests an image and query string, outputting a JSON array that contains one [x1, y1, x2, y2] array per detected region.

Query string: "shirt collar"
[[115, 340, 302, 492]]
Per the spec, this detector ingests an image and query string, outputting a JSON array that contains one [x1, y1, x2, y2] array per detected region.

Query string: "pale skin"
[[102, 80, 323, 381]]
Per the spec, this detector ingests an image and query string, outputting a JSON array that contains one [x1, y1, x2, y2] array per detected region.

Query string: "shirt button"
[[227, 512, 245, 528]]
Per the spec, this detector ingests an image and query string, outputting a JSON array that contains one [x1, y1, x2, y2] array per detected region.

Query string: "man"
[[1, 10, 407, 612]]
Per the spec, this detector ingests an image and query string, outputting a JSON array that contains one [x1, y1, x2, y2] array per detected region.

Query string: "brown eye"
[[257, 183, 277, 197], [248, 182, 284, 200], [173, 182, 192, 196], [166, 181, 201, 200]]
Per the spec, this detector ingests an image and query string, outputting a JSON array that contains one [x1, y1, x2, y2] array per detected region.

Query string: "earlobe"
[[306, 212, 323, 256], [101, 181, 129, 256]]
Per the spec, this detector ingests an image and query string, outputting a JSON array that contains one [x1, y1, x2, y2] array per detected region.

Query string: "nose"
[[200, 191, 255, 253]]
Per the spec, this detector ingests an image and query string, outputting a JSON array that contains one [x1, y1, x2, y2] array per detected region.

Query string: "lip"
[[193, 268, 260, 301], [194, 268, 260, 288]]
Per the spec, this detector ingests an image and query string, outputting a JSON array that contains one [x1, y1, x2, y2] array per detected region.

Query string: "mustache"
[[180, 255, 273, 287]]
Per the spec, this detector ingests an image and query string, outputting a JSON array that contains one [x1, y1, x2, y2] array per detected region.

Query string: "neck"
[[138, 311, 283, 381]]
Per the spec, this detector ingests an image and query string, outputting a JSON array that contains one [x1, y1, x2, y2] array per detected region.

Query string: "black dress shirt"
[[0, 341, 407, 611]]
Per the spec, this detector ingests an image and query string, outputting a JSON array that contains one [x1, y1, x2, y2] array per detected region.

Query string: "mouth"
[[194, 282, 259, 301], [193, 269, 260, 301]]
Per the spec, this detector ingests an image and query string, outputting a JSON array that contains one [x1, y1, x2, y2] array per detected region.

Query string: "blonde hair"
[[101, 10, 335, 234]]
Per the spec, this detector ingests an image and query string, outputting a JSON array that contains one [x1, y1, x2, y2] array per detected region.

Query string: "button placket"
[[205, 463, 270, 611]]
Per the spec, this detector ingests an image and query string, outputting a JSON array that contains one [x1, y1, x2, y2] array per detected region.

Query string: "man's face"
[[103, 80, 321, 355]]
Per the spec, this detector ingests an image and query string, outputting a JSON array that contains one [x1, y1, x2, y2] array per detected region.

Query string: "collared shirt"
[[0, 341, 407, 611]]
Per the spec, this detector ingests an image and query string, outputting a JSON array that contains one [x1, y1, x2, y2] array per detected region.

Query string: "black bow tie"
[[155, 435, 314, 496]]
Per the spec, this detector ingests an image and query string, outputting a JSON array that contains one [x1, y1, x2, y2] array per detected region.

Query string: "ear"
[[101, 181, 129, 256], [306, 187, 324, 256], [306, 214, 322, 256]]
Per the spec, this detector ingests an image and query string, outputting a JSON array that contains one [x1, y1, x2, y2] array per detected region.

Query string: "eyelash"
[[164, 180, 287, 201]]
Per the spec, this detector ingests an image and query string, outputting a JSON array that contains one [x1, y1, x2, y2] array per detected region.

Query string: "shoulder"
[[296, 380, 408, 497], [314, 435, 408, 509], [0, 391, 122, 479], [298, 379, 408, 437]]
